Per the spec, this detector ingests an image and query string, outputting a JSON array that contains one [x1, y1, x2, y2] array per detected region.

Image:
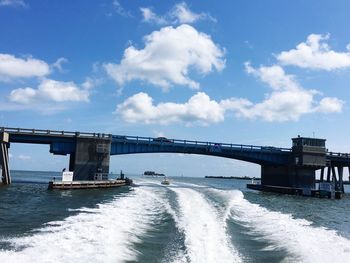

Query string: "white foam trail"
[[174, 182, 207, 188], [0, 188, 164, 263], [170, 187, 242, 263], [213, 189, 350, 263]]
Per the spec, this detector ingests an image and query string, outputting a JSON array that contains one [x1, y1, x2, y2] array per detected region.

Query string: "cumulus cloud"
[[0, 53, 50, 81], [116, 64, 344, 125], [0, 0, 27, 8], [9, 78, 90, 105], [277, 34, 350, 70], [104, 24, 225, 90], [140, 2, 215, 25], [316, 97, 344, 113], [236, 63, 344, 121], [116, 92, 225, 125]]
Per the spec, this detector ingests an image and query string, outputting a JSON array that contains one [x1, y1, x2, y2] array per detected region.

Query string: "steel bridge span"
[[1, 127, 350, 194]]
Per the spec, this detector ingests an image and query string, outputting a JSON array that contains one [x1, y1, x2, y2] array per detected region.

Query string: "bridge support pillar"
[[320, 167, 325, 182], [69, 153, 75, 172], [331, 166, 337, 183], [71, 137, 111, 181], [326, 165, 331, 182], [0, 132, 11, 185], [261, 165, 316, 190], [337, 167, 344, 193]]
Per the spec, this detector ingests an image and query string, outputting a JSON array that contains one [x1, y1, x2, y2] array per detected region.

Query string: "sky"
[[1, 0, 350, 177]]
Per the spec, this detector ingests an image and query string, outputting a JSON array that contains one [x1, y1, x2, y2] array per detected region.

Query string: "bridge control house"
[[249, 136, 344, 198], [261, 137, 326, 189]]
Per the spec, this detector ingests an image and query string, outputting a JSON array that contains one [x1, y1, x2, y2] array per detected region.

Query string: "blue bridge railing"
[[4, 127, 350, 157], [0, 126, 292, 153]]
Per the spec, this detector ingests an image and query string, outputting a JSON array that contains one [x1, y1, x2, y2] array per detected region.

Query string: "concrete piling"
[[0, 132, 11, 184]]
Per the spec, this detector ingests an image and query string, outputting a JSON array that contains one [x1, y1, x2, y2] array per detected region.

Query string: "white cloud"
[[277, 34, 350, 70], [0, 53, 50, 81], [140, 2, 215, 25], [9, 78, 90, 105], [224, 88, 317, 122], [140, 7, 167, 25], [172, 2, 215, 24], [112, 0, 132, 17], [51, 57, 68, 72], [316, 97, 344, 113], [244, 62, 299, 91], [0, 0, 27, 8], [104, 24, 225, 90], [81, 77, 103, 90], [116, 64, 344, 125], [116, 92, 225, 125], [234, 63, 344, 121]]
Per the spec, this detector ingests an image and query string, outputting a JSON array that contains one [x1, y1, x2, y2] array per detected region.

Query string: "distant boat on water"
[[161, 177, 170, 185], [143, 171, 165, 176]]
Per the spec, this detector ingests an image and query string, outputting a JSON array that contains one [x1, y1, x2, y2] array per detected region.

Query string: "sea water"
[[0, 171, 350, 263]]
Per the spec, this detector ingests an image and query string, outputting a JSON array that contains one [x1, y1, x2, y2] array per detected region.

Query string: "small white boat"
[[161, 178, 170, 185]]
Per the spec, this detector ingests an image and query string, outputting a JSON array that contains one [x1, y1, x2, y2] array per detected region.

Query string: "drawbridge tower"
[[261, 136, 326, 191]]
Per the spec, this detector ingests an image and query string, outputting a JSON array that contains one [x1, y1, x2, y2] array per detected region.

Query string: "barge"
[[247, 182, 343, 199], [48, 170, 132, 190], [48, 178, 132, 190]]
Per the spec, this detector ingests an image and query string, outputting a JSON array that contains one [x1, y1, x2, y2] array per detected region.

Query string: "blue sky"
[[1, 0, 350, 177]]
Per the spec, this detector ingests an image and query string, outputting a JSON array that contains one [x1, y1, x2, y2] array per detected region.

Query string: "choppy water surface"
[[0, 171, 350, 263]]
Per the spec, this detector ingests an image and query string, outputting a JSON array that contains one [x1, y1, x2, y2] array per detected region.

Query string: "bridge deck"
[[2, 127, 350, 165], [1, 126, 291, 151]]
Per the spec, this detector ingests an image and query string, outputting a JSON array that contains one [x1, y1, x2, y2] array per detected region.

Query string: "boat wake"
[[0, 188, 165, 263], [1, 180, 349, 263], [212, 189, 350, 263], [169, 187, 242, 263]]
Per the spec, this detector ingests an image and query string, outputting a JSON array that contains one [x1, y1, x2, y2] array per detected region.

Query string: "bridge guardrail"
[[0, 127, 112, 139], [111, 134, 292, 152], [327, 152, 350, 158], [1, 126, 295, 153]]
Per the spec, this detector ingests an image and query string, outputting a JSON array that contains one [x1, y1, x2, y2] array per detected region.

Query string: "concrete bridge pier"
[[0, 132, 11, 184], [326, 164, 332, 182], [252, 136, 328, 195], [261, 165, 316, 190], [321, 165, 334, 183], [71, 137, 111, 181], [320, 164, 344, 193], [320, 167, 325, 182], [337, 167, 344, 193], [69, 153, 75, 172]]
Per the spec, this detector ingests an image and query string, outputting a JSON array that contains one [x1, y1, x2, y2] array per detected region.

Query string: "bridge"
[[1, 127, 350, 194]]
